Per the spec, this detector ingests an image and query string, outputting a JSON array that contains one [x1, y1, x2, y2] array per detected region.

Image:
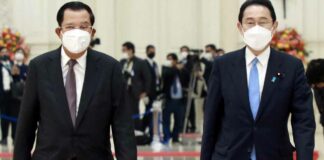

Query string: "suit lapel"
[[47, 48, 74, 129], [75, 49, 100, 128], [230, 48, 254, 121], [255, 49, 282, 122]]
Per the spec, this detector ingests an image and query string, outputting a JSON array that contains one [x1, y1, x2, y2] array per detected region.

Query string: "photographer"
[[161, 53, 189, 144]]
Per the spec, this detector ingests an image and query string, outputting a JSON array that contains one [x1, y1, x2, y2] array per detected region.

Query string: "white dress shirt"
[[146, 58, 154, 67], [245, 47, 270, 97], [61, 47, 87, 115], [146, 58, 160, 85], [2, 66, 12, 91]]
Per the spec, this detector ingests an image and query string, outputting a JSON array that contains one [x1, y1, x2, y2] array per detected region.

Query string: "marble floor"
[[0, 130, 321, 160]]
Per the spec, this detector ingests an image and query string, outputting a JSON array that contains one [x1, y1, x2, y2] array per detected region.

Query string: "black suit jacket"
[[200, 58, 213, 85], [120, 56, 152, 99], [144, 59, 161, 99], [161, 66, 190, 99], [201, 47, 315, 160], [0, 64, 3, 102], [14, 48, 137, 160], [314, 88, 324, 125]]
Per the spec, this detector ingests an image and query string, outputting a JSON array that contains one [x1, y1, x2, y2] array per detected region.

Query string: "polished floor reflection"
[[0, 131, 322, 160]]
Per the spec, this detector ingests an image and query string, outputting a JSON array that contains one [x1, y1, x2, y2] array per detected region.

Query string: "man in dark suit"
[[200, 44, 215, 100], [201, 1, 315, 160], [120, 42, 152, 131], [161, 53, 190, 144], [0, 48, 13, 146], [0, 48, 6, 123], [142, 45, 161, 142], [14, 2, 136, 160], [201, 44, 216, 85], [306, 59, 324, 139]]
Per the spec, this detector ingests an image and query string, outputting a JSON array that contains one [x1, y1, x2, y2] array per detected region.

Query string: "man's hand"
[[11, 65, 20, 75]]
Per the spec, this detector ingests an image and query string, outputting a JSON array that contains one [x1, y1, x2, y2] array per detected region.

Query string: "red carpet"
[[0, 151, 319, 159]]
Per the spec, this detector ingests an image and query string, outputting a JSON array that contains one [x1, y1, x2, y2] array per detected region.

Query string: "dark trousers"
[[125, 91, 141, 130], [1, 91, 19, 141], [142, 98, 154, 141], [162, 98, 185, 142], [186, 100, 196, 132]]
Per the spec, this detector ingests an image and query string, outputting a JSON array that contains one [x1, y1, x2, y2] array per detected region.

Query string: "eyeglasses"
[[61, 25, 93, 32], [242, 21, 273, 29]]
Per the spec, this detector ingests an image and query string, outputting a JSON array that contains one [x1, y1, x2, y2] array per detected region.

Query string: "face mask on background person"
[[62, 29, 91, 54], [163, 60, 173, 67], [201, 52, 213, 61], [180, 52, 188, 60], [147, 52, 155, 59], [242, 25, 273, 51], [122, 52, 130, 59], [1, 55, 9, 61], [14, 52, 25, 65]]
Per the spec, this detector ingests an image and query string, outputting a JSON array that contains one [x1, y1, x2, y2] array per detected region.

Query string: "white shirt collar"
[[146, 57, 155, 64], [61, 47, 87, 69], [245, 47, 270, 66]]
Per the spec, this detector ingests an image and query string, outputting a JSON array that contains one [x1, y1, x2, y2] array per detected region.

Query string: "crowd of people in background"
[[0, 38, 226, 146], [0, 47, 28, 145], [119, 41, 225, 145]]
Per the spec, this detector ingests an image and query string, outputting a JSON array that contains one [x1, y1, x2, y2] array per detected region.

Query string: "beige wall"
[[2, 0, 323, 61]]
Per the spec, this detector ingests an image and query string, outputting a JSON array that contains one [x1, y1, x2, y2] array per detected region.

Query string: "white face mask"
[[242, 25, 273, 51], [62, 29, 91, 54], [122, 52, 130, 59], [201, 52, 213, 61], [163, 60, 173, 67], [15, 52, 25, 61], [180, 52, 188, 60]]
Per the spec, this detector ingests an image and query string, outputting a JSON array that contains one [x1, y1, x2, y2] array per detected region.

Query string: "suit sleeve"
[[141, 61, 152, 96], [161, 66, 177, 94], [291, 60, 316, 160], [111, 61, 137, 160], [14, 60, 39, 160], [200, 59, 224, 160], [314, 89, 324, 114]]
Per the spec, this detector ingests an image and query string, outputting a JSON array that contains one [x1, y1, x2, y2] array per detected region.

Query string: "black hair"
[[205, 44, 217, 51], [90, 38, 101, 48], [238, 0, 276, 23], [180, 46, 190, 52], [167, 53, 178, 61], [57, 1, 95, 26], [146, 45, 155, 53], [123, 41, 136, 54], [216, 48, 225, 52], [306, 59, 324, 85]]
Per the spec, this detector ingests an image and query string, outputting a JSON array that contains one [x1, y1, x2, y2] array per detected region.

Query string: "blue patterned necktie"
[[249, 58, 260, 160], [249, 58, 260, 119], [172, 77, 178, 94]]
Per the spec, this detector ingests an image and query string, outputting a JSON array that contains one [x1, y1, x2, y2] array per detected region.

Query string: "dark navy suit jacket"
[[14, 48, 137, 160], [201, 47, 315, 160]]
